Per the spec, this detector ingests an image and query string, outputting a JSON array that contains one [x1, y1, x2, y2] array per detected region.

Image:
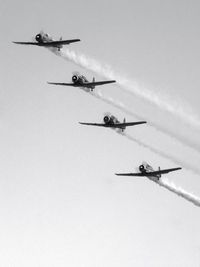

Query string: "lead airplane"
[[115, 162, 181, 182], [48, 73, 116, 91], [13, 31, 80, 50], [79, 113, 146, 132]]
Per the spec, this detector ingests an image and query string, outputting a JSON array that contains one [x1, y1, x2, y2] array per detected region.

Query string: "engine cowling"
[[35, 34, 42, 42], [139, 165, 146, 173], [72, 75, 78, 83], [104, 116, 110, 124]]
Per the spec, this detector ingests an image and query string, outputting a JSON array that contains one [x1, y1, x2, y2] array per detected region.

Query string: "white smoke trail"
[[51, 48, 200, 153], [122, 132, 200, 175], [49, 48, 200, 174], [48, 48, 200, 206], [50, 78, 200, 175], [158, 179, 200, 207], [91, 91, 200, 175], [58, 48, 200, 129]]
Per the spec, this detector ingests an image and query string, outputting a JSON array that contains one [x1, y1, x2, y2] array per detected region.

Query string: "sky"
[[1, 0, 200, 266]]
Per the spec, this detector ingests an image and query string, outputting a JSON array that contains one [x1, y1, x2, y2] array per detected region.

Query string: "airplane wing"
[[79, 122, 110, 127], [48, 80, 116, 88], [39, 39, 80, 46], [145, 167, 182, 176], [79, 121, 146, 128], [13, 39, 80, 46], [115, 172, 145, 176], [13, 41, 41, 45], [112, 121, 147, 127], [82, 80, 116, 87], [115, 167, 182, 177], [47, 82, 77, 87]]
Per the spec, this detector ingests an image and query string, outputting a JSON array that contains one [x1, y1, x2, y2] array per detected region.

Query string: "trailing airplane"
[[79, 113, 146, 132], [13, 31, 80, 50], [48, 73, 116, 91], [115, 162, 181, 182]]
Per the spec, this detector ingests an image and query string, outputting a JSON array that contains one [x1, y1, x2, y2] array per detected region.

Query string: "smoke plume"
[[50, 48, 200, 153], [122, 132, 200, 175], [59, 48, 200, 128], [48, 48, 200, 206], [158, 179, 200, 207]]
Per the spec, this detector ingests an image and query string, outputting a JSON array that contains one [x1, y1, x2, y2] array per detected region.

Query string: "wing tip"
[[47, 82, 59, 85], [138, 121, 147, 124], [172, 167, 182, 171], [79, 122, 90, 126], [69, 39, 81, 43]]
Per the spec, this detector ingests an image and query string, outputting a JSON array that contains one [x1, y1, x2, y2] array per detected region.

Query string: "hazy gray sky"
[[1, 0, 200, 266]]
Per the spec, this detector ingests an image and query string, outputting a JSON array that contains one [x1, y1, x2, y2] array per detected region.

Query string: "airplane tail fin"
[[92, 77, 95, 83], [60, 36, 62, 41]]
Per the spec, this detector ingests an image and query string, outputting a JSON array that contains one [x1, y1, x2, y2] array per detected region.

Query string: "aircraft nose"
[[35, 34, 41, 41], [72, 75, 78, 82], [139, 165, 145, 172], [104, 116, 110, 123]]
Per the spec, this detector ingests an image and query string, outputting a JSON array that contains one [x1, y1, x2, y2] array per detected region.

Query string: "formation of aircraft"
[[115, 162, 181, 182], [48, 73, 116, 91], [79, 113, 146, 132], [13, 31, 80, 50], [13, 31, 182, 189]]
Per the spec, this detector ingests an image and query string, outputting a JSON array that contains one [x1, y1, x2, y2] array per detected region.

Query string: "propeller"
[[72, 71, 80, 76]]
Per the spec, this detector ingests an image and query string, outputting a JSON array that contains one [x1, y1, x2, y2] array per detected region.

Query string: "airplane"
[[79, 113, 147, 132], [115, 161, 181, 182], [47, 73, 116, 91], [13, 31, 80, 50]]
